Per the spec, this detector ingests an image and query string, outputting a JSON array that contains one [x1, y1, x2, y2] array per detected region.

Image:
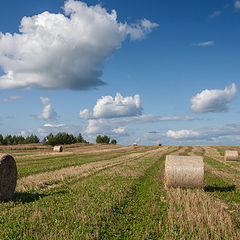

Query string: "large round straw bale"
[[224, 151, 239, 161], [165, 155, 204, 189], [156, 142, 162, 146], [0, 154, 17, 201], [53, 146, 63, 152], [132, 142, 138, 146]]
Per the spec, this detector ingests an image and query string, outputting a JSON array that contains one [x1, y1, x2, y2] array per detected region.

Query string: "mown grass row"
[[13, 146, 157, 179], [98, 155, 167, 239], [1, 146, 239, 239], [16, 153, 126, 179], [0, 148, 171, 239]]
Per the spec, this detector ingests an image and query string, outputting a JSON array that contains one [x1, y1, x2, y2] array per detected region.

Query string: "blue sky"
[[0, 0, 240, 145]]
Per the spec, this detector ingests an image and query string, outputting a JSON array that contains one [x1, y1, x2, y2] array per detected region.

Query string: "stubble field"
[[0, 143, 239, 239]]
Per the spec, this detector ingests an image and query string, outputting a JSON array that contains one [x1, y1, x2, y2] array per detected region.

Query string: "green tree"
[[0, 134, 3, 145], [43, 132, 82, 145], [110, 139, 117, 144], [46, 133, 55, 146], [42, 137, 47, 145], [96, 135, 102, 143], [76, 133, 84, 143], [96, 135, 110, 144], [14, 136, 25, 144], [4, 135, 13, 145], [25, 134, 40, 144]]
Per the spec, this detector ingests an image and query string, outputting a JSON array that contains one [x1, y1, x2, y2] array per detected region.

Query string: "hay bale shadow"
[[204, 185, 236, 192], [9, 190, 67, 203], [12, 192, 48, 203]]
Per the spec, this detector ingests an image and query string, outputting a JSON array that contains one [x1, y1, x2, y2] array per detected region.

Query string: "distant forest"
[[0, 133, 118, 146], [0, 134, 40, 145], [0, 132, 87, 146]]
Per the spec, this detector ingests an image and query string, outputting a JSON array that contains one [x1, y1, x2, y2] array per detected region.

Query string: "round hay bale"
[[53, 146, 63, 152], [165, 155, 204, 189], [0, 154, 17, 201], [156, 142, 162, 146], [224, 151, 239, 161], [132, 142, 138, 146]]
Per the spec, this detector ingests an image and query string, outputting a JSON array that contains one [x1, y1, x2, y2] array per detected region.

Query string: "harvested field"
[[0, 144, 239, 239]]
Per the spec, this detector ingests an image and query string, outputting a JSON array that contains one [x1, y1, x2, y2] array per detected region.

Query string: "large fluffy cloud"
[[80, 93, 142, 119], [37, 97, 57, 121], [0, 0, 158, 90], [80, 93, 196, 135], [190, 83, 237, 113]]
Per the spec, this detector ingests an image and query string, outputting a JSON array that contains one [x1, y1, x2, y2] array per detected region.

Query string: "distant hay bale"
[[0, 154, 17, 201], [53, 146, 63, 152], [224, 151, 239, 161], [156, 142, 162, 146], [165, 155, 204, 189], [132, 142, 138, 146]]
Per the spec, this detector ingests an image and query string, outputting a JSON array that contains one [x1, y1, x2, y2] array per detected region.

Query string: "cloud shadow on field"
[[204, 185, 236, 192]]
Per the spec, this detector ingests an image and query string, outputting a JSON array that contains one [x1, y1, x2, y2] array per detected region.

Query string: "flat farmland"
[[0, 144, 239, 239]]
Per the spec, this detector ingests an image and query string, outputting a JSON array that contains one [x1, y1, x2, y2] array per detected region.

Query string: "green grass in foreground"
[[98, 155, 167, 239], [16, 153, 127, 179], [0, 154, 168, 239]]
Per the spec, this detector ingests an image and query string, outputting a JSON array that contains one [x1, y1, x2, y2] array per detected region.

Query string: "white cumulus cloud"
[[40, 97, 50, 105], [0, 0, 158, 90], [80, 93, 142, 119], [37, 97, 58, 121], [80, 93, 196, 136], [190, 83, 237, 113], [166, 129, 200, 139], [79, 109, 91, 119], [43, 123, 65, 127], [112, 127, 126, 134]]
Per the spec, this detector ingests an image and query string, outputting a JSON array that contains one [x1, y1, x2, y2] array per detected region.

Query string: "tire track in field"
[[16, 146, 175, 191]]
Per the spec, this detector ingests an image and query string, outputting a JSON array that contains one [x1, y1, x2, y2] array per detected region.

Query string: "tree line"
[[0, 134, 40, 145], [96, 135, 117, 144], [0, 132, 117, 146], [42, 132, 87, 146]]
